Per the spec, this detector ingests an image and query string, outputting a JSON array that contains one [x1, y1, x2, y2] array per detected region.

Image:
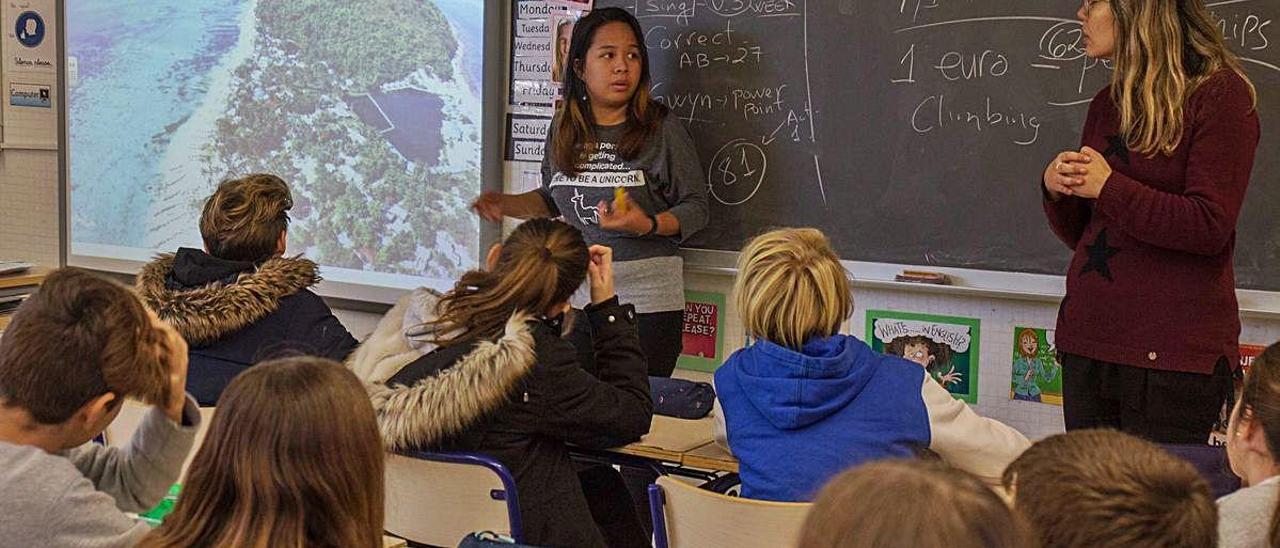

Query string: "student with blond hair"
[[1218, 342, 1280, 548], [140, 357, 384, 548], [0, 268, 200, 547], [137, 173, 357, 405], [713, 228, 1029, 502], [800, 460, 1035, 548], [1003, 429, 1217, 548]]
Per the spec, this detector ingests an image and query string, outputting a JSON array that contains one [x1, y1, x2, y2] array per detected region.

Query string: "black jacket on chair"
[[137, 248, 358, 405], [364, 293, 652, 548]]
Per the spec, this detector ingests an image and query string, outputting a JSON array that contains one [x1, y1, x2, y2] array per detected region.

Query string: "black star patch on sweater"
[[1081, 228, 1120, 281], [1103, 135, 1130, 165]]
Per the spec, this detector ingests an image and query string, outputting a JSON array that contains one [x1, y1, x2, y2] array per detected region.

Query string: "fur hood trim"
[[136, 254, 320, 345], [368, 311, 538, 451]]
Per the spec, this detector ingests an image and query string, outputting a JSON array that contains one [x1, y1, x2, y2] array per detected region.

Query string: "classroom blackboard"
[[596, 0, 1280, 290]]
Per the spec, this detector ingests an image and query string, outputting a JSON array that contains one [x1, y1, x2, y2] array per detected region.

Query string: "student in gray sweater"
[[1220, 342, 1280, 548], [0, 268, 199, 548]]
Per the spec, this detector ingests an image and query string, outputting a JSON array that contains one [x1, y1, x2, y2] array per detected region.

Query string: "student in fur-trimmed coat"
[[349, 219, 653, 548], [137, 174, 357, 406]]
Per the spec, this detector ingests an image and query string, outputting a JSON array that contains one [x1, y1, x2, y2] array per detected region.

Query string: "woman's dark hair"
[[551, 7, 668, 176], [1234, 342, 1280, 547]]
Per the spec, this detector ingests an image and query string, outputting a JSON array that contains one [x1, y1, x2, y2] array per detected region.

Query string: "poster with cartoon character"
[[1209, 344, 1263, 446], [867, 311, 980, 404], [1009, 327, 1063, 405]]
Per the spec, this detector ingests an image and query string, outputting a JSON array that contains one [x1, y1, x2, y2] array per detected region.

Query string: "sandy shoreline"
[[144, 0, 259, 249]]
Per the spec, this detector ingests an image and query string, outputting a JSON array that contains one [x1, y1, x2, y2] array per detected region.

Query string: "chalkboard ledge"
[[680, 249, 1280, 320]]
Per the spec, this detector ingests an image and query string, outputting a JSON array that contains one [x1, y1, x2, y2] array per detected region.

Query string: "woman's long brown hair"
[[1108, 0, 1256, 156], [139, 357, 385, 548], [1234, 342, 1280, 547], [551, 7, 668, 176], [426, 218, 589, 346]]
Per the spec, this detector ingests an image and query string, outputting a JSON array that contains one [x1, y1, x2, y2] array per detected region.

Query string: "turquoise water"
[[68, 0, 247, 245]]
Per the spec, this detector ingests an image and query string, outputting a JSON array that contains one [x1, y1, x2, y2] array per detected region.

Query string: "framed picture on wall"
[[677, 290, 726, 373], [1009, 327, 1063, 406], [867, 310, 981, 404]]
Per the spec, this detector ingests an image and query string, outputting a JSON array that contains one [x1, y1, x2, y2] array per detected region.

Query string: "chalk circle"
[[708, 138, 767, 206], [706, 0, 751, 17]]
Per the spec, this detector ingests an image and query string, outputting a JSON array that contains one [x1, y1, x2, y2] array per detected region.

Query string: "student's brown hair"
[[800, 460, 1035, 548], [425, 218, 588, 347], [0, 268, 169, 424], [1002, 429, 1217, 548], [200, 173, 293, 262], [1233, 342, 1280, 547], [140, 357, 384, 548], [550, 7, 668, 177]]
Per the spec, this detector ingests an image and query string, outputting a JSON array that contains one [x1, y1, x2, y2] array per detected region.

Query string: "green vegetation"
[[257, 0, 456, 92], [203, 0, 479, 279]]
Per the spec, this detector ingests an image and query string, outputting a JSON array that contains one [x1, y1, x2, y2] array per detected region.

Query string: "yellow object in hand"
[[613, 187, 628, 213]]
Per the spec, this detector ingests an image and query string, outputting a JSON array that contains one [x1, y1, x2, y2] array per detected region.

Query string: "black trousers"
[[1060, 352, 1234, 444]]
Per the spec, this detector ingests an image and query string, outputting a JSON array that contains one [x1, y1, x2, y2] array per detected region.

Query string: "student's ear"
[[573, 58, 584, 80], [71, 392, 121, 446], [276, 230, 287, 256], [1238, 410, 1271, 455], [485, 243, 503, 271]]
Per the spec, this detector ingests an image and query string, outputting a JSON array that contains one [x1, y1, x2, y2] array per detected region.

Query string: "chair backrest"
[[650, 475, 811, 548], [384, 451, 522, 546], [104, 400, 217, 481]]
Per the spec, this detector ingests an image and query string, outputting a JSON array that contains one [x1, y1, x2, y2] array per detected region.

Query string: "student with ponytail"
[[349, 218, 652, 548], [1219, 341, 1280, 548]]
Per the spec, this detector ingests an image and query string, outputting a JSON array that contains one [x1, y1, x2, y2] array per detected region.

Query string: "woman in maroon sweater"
[[1043, 0, 1260, 443]]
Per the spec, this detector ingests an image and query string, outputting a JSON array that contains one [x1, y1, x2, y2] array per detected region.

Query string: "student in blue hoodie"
[[713, 228, 1031, 502]]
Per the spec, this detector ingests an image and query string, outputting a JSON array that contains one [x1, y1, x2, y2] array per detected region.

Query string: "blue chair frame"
[[649, 483, 670, 548], [395, 450, 525, 543]]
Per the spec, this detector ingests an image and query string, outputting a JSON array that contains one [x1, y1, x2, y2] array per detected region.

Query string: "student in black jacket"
[[351, 218, 652, 548], [137, 174, 357, 405]]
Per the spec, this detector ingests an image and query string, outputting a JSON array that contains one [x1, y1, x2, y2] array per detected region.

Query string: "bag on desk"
[[649, 376, 716, 419]]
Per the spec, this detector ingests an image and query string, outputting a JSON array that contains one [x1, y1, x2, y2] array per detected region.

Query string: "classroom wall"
[[0, 148, 59, 266]]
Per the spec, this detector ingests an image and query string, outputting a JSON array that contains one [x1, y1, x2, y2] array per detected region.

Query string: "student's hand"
[[596, 195, 652, 236], [152, 318, 189, 424], [586, 245, 616, 305], [1043, 151, 1091, 200], [471, 191, 506, 222], [1071, 146, 1112, 199]]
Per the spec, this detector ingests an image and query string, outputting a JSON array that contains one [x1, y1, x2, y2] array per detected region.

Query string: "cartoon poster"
[[1209, 343, 1264, 446], [867, 310, 981, 404], [677, 291, 726, 372], [1009, 327, 1063, 405]]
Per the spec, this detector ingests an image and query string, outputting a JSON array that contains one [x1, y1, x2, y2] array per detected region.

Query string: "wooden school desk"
[[589, 369, 740, 475]]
